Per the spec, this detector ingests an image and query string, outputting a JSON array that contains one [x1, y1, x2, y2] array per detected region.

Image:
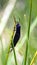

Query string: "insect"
[[10, 18, 21, 52], [13, 22, 21, 46]]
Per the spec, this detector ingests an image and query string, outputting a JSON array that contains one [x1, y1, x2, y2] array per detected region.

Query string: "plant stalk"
[[24, 0, 32, 65]]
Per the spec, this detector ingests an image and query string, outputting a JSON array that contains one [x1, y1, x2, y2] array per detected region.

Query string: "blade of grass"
[[28, 56, 31, 65], [11, 28, 18, 65], [30, 51, 37, 65], [9, 19, 18, 65], [7, 19, 17, 65], [24, 0, 32, 65], [12, 18, 18, 65], [12, 40, 18, 65]]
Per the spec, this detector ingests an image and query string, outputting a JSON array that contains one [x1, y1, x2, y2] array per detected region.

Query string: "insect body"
[[10, 18, 21, 52], [13, 23, 21, 46], [11, 22, 21, 51]]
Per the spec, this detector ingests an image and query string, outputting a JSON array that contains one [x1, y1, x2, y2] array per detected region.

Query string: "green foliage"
[[0, 0, 37, 65]]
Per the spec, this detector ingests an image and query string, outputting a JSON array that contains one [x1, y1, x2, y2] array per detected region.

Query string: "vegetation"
[[0, 0, 37, 65]]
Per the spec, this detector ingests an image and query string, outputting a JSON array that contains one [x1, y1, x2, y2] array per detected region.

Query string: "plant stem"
[[27, 0, 32, 39], [24, 0, 32, 65], [11, 19, 17, 65], [12, 40, 17, 65], [24, 40, 28, 65]]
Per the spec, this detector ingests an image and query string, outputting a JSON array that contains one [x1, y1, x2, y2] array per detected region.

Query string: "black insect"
[[10, 22, 21, 51], [13, 23, 21, 46]]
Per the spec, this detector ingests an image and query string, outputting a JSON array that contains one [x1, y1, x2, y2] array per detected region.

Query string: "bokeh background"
[[0, 0, 37, 65]]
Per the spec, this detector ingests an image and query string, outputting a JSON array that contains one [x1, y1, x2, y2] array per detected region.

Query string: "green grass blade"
[[24, 0, 32, 65], [27, 0, 32, 39], [12, 40, 18, 65], [11, 24, 18, 65]]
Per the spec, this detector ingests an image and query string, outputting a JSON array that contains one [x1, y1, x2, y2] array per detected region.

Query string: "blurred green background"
[[0, 0, 37, 65]]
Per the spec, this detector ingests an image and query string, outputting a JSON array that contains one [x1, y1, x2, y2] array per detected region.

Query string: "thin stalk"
[[30, 51, 37, 65], [27, 0, 32, 39], [28, 56, 31, 65], [24, 0, 32, 65], [12, 40, 17, 65], [6, 17, 17, 65], [24, 40, 28, 65], [11, 19, 18, 65]]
